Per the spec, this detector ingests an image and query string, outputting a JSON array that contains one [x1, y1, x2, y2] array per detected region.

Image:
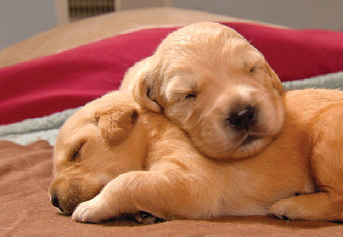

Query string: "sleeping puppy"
[[48, 91, 145, 217], [49, 89, 343, 223], [52, 90, 272, 223], [127, 22, 343, 221], [130, 22, 284, 160]]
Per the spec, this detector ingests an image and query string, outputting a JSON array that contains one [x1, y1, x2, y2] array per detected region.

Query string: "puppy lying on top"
[[52, 90, 250, 223], [128, 22, 343, 221], [51, 90, 283, 223], [49, 22, 343, 223]]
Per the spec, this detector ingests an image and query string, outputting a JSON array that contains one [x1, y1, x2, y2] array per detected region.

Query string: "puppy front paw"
[[72, 197, 113, 223], [269, 197, 304, 221]]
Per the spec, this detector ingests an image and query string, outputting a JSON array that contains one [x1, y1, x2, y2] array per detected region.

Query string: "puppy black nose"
[[50, 193, 62, 211], [228, 106, 256, 130]]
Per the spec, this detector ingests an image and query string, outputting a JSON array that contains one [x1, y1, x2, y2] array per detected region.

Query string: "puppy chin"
[[230, 135, 274, 159], [194, 131, 275, 160]]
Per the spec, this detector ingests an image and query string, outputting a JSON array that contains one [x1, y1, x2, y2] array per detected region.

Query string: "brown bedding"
[[1, 140, 343, 236]]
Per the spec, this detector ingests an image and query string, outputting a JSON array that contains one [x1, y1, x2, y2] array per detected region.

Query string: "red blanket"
[[1, 22, 343, 125]]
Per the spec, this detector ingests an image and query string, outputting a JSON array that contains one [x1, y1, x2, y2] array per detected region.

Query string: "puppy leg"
[[270, 107, 343, 222], [72, 162, 220, 223], [269, 192, 343, 221]]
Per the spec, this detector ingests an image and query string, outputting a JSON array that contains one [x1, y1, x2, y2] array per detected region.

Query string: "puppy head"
[[133, 22, 284, 160], [49, 91, 146, 215]]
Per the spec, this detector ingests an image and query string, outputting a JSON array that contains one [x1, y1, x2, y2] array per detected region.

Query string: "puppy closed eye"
[[243, 61, 259, 74], [249, 67, 256, 74], [245, 64, 258, 74], [71, 144, 84, 163], [169, 91, 198, 103], [185, 93, 198, 99]]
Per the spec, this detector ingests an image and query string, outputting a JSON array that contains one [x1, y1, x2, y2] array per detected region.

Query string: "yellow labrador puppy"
[[49, 89, 343, 223], [53, 90, 279, 223], [131, 22, 284, 160], [127, 22, 343, 221], [49, 91, 144, 216]]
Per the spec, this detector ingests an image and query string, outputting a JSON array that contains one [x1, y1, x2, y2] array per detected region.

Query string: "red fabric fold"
[[1, 22, 342, 125]]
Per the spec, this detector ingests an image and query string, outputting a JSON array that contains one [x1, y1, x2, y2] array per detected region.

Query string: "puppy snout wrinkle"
[[228, 106, 256, 130]]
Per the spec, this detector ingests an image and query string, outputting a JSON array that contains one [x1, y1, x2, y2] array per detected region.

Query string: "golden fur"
[[50, 22, 343, 223], [130, 22, 284, 160], [49, 90, 343, 223], [127, 22, 343, 221], [49, 92, 146, 215]]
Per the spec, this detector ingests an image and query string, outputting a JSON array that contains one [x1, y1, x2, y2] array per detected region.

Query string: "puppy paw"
[[269, 198, 304, 221], [72, 197, 113, 223]]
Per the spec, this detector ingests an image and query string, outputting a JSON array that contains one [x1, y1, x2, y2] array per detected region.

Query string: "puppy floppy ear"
[[97, 106, 138, 146], [131, 57, 163, 113], [265, 63, 284, 95]]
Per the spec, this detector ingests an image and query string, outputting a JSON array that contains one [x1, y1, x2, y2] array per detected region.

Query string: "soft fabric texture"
[[1, 22, 343, 125], [0, 140, 342, 237], [1, 71, 343, 146]]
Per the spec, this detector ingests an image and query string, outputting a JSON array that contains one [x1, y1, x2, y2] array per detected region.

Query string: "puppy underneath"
[[49, 87, 343, 224], [49, 92, 144, 216], [128, 22, 343, 221], [52, 91, 261, 223]]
